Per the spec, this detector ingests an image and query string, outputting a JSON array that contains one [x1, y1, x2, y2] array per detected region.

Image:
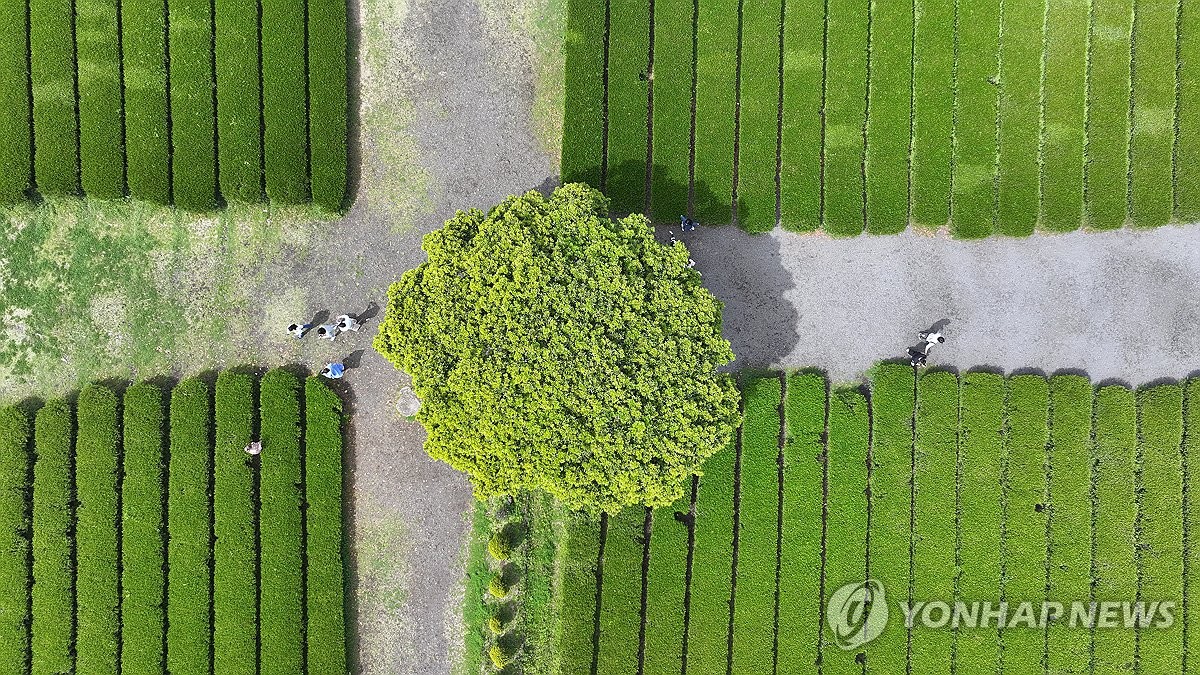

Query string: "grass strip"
[[75, 386, 119, 675], [686, 440, 736, 675], [460, 502, 488, 675], [731, 376, 781, 671], [605, 0, 651, 214], [166, 378, 213, 675], [950, 0, 1000, 238], [1135, 384, 1184, 671], [822, 386, 868, 672], [956, 371, 1004, 672], [777, 372, 826, 670], [30, 0, 79, 195], [121, 384, 166, 675], [213, 371, 257, 675], [214, 0, 263, 201], [821, 0, 868, 236], [911, 0, 955, 227], [122, 0, 171, 203], [0, 0, 31, 202], [643, 492, 690, 675], [308, 0, 348, 211], [865, 0, 914, 234], [693, 0, 738, 223], [76, 0, 124, 199], [559, 511, 603, 675], [32, 400, 74, 675], [1187, 380, 1200, 669], [995, 0, 1042, 236], [261, 0, 309, 203], [561, 0, 606, 187], [1000, 375, 1049, 673], [305, 377, 346, 674], [911, 371, 956, 673], [1039, 0, 1088, 231], [0, 407, 31, 670], [1180, 0, 1200, 220], [735, 0, 783, 232], [778, 0, 824, 232], [1092, 385, 1137, 673], [865, 364, 915, 672], [1045, 375, 1093, 671], [649, 0, 694, 223], [1084, 0, 1133, 229], [596, 507, 647, 674], [168, 0, 217, 209], [1128, 0, 1177, 227], [259, 369, 304, 675]]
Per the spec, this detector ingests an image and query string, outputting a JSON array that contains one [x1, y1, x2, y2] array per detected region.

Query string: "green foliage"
[[1086, 0, 1133, 229], [821, 0, 868, 236], [121, 0, 171, 203], [262, 0, 309, 203], [1180, 1, 1200, 221], [75, 385, 120, 675], [488, 616, 506, 635], [951, 0, 999, 238], [648, 0, 693, 223], [30, 0, 79, 195], [0, 406, 31, 671], [912, 371, 956, 670], [76, 0, 124, 199], [215, 0, 263, 201], [822, 386, 868, 672], [305, 377, 347, 675], [374, 184, 739, 513], [995, 0, 1042, 236], [560, 0, 606, 187], [490, 644, 513, 669], [779, 0, 823, 232], [1187, 380, 1200, 665], [693, 0, 738, 223], [1129, 0, 1176, 228], [308, 0, 349, 211], [166, 378, 213, 675], [1093, 385, 1137, 672], [32, 400, 73, 675], [259, 369, 304, 675], [596, 508, 645, 673], [735, 0, 782, 233], [168, 0, 217, 210], [213, 372, 256, 675], [120, 383, 165, 675], [910, 0, 954, 227], [864, 0, 913, 234], [1040, 0, 1088, 231], [0, 0, 32, 203], [489, 531, 514, 561], [604, 0, 649, 215], [489, 574, 511, 599]]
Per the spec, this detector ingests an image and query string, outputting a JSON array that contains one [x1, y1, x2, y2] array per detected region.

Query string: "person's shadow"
[[906, 318, 952, 361]]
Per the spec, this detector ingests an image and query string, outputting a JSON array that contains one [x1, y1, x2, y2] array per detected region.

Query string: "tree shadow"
[[582, 160, 751, 229]]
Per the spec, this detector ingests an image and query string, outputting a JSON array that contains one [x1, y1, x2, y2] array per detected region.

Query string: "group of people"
[[671, 215, 700, 271], [908, 330, 946, 366], [287, 313, 362, 380]]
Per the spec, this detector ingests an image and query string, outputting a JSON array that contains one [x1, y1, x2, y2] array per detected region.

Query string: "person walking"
[[321, 362, 345, 379], [316, 323, 339, 341], [336, 314, 360, 332], [287, 323, 310, 339], [919, 330, 945, 354]]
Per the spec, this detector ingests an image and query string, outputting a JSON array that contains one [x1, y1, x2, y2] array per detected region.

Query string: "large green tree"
[[374, 184, 740, 513]]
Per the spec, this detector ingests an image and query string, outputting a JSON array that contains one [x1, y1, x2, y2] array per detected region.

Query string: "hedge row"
[[1181, 0, 1200, 221], [32, 400, 74, 675], [1045, 375, 1092, 671], [559, 511, 603, 675], [1039, 0, 1088, 231], [560, 0, 606, 187], [77, 0, 125, 199], [994, 0, 1042, 236], [778, 0, 823, 232], [304, 377, 346, 674], [75, 386, 120, 675], [731, 376, 781, 671], [642, 492, 690, 675], [168, 0, 217, 210], [822, 386, 868, 673], [1085, 0, 1134, 229], [1135, 385, 1184, 670], [166, 378, 213, 674], [649, 0, 694, 223], [605, 0, 651, 215], [0, 0, 31, 203], [259, 369, 304, 675], [0, 407, 31, 670], [1000, 375, 1049, 669], [307, 0, 349, 211], [686, 439, 735, 674], [693, 0, 738, 223], [215, 0, 264, 201], [956, 371, 1004, 672], [951, 0, 1000, 238], [121, 383, 166, 675], [910, 0, 954, 228], [776, 372, 824, 669], [262, 0, 309, 203], [911, 371, 956, 671], [30, 0, 80, 195], [121, 0, 171, 203], [595, 508, 646, 673], [1092, 385, 1138, 672], [1187, 381, 1200, 666], [1129, 0, 1177, 228], [735, 0, 783, 233], [864, 0, 913, 234], [821, 0, 867, 236]]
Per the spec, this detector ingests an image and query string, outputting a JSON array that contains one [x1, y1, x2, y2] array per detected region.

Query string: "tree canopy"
[[374, 184, 740, 513]]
